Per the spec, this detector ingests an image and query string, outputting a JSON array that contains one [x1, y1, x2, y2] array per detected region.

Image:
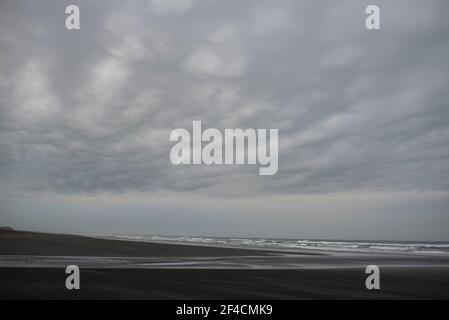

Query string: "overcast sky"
[[1, 0, 448, 240]]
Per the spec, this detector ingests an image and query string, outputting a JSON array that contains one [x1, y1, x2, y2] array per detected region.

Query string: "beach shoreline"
[[1, 229, 449, 299]]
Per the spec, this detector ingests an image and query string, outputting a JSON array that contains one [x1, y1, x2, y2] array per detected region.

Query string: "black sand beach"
[[1, 229, 449, 299], [0, 229, 277, 257], [2, 267, 449, 299]]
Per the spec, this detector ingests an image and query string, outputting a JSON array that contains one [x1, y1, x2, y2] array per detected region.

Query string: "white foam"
[[92, 234, 449, 255]]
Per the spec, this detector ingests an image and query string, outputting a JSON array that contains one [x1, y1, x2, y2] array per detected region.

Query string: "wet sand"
[[1, 267, 449, 299]]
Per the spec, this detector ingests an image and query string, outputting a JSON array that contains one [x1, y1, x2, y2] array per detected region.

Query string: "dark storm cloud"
[[0, 0, 448, 196]]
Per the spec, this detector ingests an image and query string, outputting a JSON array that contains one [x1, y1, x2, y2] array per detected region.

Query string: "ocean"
[[95, 234, 449, 255]]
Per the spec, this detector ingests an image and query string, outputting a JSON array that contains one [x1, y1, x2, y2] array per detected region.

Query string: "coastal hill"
[[0, 226, 15, 231]]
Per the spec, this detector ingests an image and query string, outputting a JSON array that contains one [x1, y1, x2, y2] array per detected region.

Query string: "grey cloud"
[[0, 0, 449, 197]]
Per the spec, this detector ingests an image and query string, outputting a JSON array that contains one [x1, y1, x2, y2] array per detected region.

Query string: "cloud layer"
[[1, 0, 449, 197]]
